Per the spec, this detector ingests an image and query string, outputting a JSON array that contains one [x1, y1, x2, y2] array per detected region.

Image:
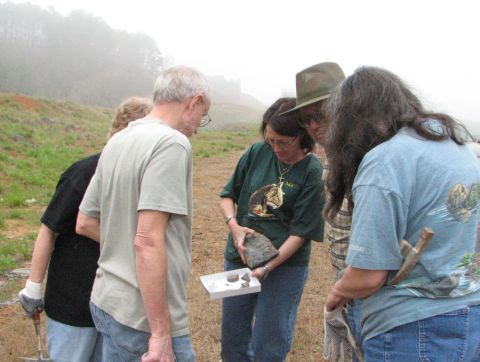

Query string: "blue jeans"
[[336, 270, 362, 362], [363, 304, 480, 361], [221, 259, 308, 362], [90, 302, 195, 362], [47, 317, 102, 362], [346, 299, 362, 362]]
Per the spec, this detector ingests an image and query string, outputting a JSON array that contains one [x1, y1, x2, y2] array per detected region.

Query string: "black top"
[[42, 153, 100, 327]]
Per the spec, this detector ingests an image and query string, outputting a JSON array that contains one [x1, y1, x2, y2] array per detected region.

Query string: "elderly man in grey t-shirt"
[[76, 66, 211, 362]]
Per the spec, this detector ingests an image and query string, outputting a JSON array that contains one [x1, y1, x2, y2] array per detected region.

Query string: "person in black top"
[[18, 97, 152, 362]]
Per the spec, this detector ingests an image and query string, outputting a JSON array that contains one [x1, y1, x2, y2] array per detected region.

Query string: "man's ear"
[[188, 94, 203, 110]]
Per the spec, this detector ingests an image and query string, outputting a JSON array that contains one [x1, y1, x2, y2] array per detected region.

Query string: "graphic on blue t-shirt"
[[398, 182, 480, 298], [446, 183, 480, 222], [427, 183, 480, 224], [248, 182, 284, 218]]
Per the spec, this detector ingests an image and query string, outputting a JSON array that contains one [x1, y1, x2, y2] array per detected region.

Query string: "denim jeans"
[[221, 259, 308, 362], [363, 304, 480, 362], [90, 302, 195, 362], [336, 270, 362, 362], [47, 317, 102, 362], [346, 299, 362, 362]]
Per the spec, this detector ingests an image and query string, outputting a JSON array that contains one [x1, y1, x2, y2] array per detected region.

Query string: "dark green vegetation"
[[0, 93, 260, 275], [0, 2, 267, 113], [0, 2, 163, 108]]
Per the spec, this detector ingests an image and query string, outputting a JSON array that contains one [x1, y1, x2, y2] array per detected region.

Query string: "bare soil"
[[11, 95, 42, 111], [0, 150, 335, 361]]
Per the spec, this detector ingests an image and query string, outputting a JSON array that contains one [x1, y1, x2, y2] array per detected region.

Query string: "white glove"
[[323, 306, 363, 362], [18, 279, 44, 317]]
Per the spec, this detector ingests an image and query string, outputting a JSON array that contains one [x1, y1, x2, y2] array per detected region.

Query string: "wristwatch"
[[225, 215, 236, 225], [262, 264, 270, 277]]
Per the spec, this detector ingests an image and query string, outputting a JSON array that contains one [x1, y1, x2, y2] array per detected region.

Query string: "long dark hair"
[[323, 66, 471, 221], [260, 97, 315, 152]]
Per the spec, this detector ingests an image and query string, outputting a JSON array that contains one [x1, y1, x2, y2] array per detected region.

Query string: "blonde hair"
[[108, 97, 153, 138]]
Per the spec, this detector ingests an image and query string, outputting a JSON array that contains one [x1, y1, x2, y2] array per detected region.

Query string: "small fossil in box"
[[241, 281, 250, 288], [227, 274, 239, 283], [241, 273, 250, 282]]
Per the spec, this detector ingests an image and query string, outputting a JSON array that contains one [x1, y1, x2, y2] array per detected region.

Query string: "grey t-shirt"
[[80, 119, 192, 336]]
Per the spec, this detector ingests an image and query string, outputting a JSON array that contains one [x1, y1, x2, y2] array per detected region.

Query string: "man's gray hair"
[[153, 66, 210, 104]]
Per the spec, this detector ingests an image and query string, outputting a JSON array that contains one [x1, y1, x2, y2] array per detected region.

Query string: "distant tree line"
[[209, 75, 265, 110], [0, 1, 266, 117], [0, 2, 164, 107]]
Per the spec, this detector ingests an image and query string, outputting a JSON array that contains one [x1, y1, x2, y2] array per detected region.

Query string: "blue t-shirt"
[[346, 125, 480, 341]]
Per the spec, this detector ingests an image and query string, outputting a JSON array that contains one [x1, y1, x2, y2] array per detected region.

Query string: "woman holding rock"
[[219, 97, 325, 361]]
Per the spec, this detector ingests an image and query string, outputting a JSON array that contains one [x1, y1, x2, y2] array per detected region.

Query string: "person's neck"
[[147, 102, 185, 130], [278, 150, 307, 165]]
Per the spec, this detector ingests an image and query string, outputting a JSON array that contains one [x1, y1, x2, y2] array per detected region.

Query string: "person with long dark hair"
[[324, 66, 480, 361], [219, 97, 324, 361]]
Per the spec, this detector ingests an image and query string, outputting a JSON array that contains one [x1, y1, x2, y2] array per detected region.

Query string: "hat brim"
[[280, 93, 332, 115]]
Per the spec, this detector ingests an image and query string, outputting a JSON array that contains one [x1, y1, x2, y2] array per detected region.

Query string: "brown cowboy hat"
[[282, 62, 345, 114]]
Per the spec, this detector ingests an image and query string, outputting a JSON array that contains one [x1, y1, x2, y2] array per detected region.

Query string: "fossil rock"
[[241, 282, 250, 288], [227, 274, 239, 282], [241, 273, 250, 282], [244, 232, 279, 268]]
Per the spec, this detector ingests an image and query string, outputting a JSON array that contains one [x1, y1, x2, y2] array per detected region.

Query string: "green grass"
[[192, 127, 260, 159], [0, 278, 23, 302], [0, 232, 36, 273], [0, 93, 113, 278]]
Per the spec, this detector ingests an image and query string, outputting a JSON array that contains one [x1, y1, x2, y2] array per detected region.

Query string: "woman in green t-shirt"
[[219, 98, 325, 361]]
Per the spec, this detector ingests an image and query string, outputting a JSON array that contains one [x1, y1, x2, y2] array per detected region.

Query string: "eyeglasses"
[[265, 136, 297, 148], [199, 113, 212, 127], [299, 110, 324, 127]]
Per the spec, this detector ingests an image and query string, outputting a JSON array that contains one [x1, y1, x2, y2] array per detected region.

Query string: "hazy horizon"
[[4, 0, 480, 125]]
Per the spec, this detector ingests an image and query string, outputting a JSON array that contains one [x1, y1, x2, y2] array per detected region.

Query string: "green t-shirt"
[[220, 141, 324, 266]]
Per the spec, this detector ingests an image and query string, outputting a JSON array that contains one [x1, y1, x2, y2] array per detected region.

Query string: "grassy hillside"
[[0, 93, 260, 275], [209, 102, 264, 131]]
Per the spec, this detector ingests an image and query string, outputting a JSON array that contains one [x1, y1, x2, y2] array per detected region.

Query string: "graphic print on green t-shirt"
[[248, 182, 284, 218]]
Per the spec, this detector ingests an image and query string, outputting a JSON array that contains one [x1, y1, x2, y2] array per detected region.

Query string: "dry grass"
[[0, 150, 335, 362]]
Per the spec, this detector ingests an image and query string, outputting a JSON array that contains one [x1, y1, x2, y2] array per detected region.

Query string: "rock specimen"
[[244, 232, 279, 268], [227, 274, 239, 282], [241, 273, 250, 282]]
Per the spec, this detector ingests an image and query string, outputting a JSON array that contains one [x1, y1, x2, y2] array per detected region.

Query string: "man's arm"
[[76, 211, 100, 242], [325, 266, 388, 311], [135, 210, 175, 361]]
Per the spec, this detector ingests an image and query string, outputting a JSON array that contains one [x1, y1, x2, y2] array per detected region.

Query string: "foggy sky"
[[5, 0, 480, 125]]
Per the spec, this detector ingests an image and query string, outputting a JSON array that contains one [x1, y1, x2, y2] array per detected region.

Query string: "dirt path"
[[0, 151, 335, 361]]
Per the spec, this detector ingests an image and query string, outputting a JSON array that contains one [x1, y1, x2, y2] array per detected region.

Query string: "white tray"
[[200, 268, 261, 300]]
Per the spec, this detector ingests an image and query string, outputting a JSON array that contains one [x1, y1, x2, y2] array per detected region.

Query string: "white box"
[[200, 268, 261, 300]]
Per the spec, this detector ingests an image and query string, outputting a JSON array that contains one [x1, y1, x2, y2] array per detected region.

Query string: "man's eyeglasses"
[[199, 113, 212, 127], [299, 110, 324, 127], [265, 136, 297, 148]]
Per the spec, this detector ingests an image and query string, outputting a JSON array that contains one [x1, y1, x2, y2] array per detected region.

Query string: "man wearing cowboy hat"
[[282, 62, 345, 149], [282, 62, 361, 361], [282, 62, 349, 267]]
